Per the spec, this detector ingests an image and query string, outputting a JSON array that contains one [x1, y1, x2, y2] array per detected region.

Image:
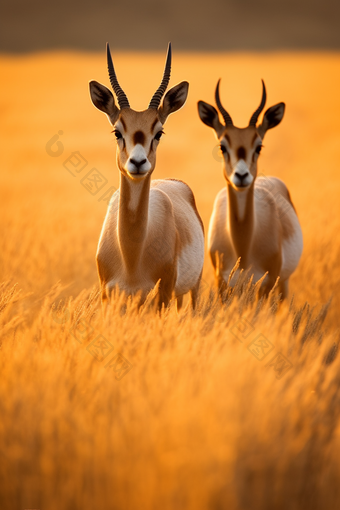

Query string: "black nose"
[[235, 172, 247, 181], [130, 158, 147, 169]]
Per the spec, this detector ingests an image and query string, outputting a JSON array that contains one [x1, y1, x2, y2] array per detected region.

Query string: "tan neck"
[[118, 173, 151, 272], [226, 181, 254, 267]]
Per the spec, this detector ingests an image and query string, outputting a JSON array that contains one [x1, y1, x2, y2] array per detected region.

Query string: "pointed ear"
[[257, 102, 285, 139], [89, 80, 120, 124], [197, 101, 225, 137], [158, 81, 189, 123]]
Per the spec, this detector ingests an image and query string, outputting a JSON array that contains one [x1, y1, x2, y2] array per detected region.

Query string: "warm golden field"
[[1, 52, 340, 509]]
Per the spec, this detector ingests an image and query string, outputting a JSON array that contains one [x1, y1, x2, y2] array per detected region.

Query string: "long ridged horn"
[[149, 42, 172, 109], [249, 80, 267, 126], [106, 42, 130, 109], [215, 79, 233, 126]]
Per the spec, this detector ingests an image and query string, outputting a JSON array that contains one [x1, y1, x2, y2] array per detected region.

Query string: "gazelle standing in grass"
[[198, 80, 302, 299], [89, 43, 204, 309]]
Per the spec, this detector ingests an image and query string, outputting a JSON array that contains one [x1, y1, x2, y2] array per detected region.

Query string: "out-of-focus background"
[[1, 0, 340, 52], [1, 2, 340, 510]]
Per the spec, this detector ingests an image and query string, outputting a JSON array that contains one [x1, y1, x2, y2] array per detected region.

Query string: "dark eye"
[[154, 131, 163, 141], [220, 145, 227, 154], [114, 130, 122, 140], [255, 145, 262, 154]]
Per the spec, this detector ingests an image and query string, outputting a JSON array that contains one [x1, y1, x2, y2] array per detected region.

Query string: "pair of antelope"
[[89, 43, 302, 309]]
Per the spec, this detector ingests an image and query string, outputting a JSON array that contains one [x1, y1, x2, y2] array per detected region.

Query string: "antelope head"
[[198, 80, 285, 190], [89, 43, 189, 180]]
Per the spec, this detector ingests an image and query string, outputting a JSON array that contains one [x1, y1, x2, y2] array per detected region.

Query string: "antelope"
[[198, 80, 303, 299], [89, 43, 204, 309]]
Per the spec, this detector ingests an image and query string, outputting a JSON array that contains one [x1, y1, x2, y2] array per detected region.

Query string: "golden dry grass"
[[1, 52, 340, 509]]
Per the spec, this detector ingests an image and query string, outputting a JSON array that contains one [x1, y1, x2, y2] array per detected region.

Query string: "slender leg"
[[279, 279, 289, 300], [100, 284, 109, 316], [176, 295, 184, 312], [215, 271, 228, 302], [213, 252, 228, 302], [157, 284, 172, 313], [190, 271, 203, 310]]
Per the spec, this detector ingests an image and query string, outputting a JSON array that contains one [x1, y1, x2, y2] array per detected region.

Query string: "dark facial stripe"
[[148, 139, 154, 157], [237, 146, 246, 160], [133, 131, 145, 145], [224, 133, 231, 146], [120, 117, 127, 131], [151, 118, 159, 133]]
